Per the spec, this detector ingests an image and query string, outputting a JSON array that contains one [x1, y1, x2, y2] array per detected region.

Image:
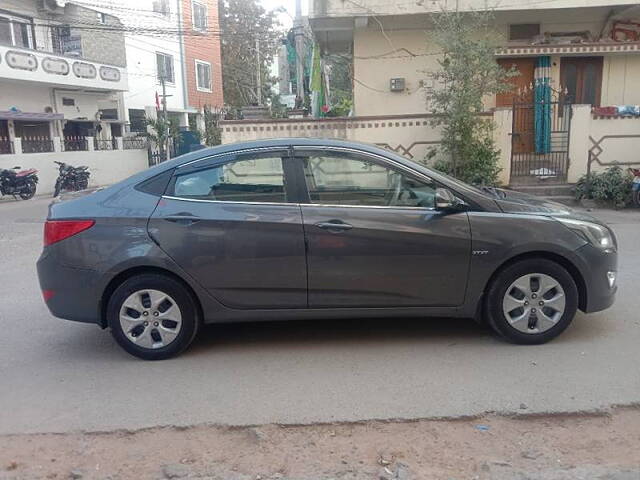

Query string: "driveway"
[[0, 196, 639, 435]]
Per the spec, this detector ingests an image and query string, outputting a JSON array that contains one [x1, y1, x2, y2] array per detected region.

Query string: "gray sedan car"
[[37, 139, 617, 359]]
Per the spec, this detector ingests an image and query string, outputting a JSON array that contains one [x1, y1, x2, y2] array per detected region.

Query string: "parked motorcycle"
[[0, 166, 39, 200], [631, 168, 640, 207], [53, 161, 90, 197]]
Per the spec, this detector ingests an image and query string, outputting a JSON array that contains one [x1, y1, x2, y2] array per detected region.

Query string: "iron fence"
[[22, 136, 54, 154], [63, 136, 88, 152], [123, 137, 147, 150], [0, 136, 13, 155], [94, 137, 118, 151], [511, 100, 572, 182]]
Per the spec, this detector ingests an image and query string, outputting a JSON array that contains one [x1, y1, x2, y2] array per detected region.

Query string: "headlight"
[[556, 218, 616, 251]]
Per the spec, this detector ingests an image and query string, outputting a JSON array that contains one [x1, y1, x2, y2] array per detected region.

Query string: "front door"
[[497, 58, 536, 154], [560, 57, 603, 106], [149, 150, 307, 309], [295, 149, 471, 308], [496, 57, 536, 108]]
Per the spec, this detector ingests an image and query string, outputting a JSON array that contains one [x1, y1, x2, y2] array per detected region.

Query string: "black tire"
[[107, 274, 200, 360], [53, 180, 61, 198], [78, 177, 89, 190], [484, 258, 578, 345], [19, 180, 36, 200]]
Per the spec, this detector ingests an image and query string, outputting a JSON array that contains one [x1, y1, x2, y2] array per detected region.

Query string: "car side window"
[[301, 154, 436, 208], [170, 156, 287, 203]]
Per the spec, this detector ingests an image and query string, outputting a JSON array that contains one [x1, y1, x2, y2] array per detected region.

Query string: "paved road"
[[0, 196, 639, 435]]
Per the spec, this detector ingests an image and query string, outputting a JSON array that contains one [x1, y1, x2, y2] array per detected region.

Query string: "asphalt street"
[[0, 195, 639, 435]]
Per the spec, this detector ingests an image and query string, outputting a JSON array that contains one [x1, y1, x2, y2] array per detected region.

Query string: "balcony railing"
[[94, 137, 118, 151], [63, 136, 89, 152], [123, 137, 148, 150], [0, 44, 127, 92], [22, 137, 54, 154], [0, 137, 14, 154]]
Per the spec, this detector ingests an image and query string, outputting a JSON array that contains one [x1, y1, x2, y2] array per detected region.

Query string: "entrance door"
[[560, 57, 603, 106], [497, 58, 536, 154], [496, 57, 535, 107], [295, 149, 471, 308], [149, 150, 307, 309]]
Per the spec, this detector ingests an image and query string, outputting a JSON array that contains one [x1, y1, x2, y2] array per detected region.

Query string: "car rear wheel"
[[107, 274, 199, 360], [484, 259, 578, 344]]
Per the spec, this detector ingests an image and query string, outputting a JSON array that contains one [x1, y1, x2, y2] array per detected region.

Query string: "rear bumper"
[[575, 243, 618, 313], [36, 248, 102, 325]]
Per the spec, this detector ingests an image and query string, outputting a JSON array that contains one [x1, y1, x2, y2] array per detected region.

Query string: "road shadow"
[[48, 308, 610, 363]]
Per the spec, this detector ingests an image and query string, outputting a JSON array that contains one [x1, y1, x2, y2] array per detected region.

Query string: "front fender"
[[463, 212, 588, 313]]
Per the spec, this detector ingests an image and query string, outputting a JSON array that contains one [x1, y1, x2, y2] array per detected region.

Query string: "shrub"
[[428, 124, 502, 186], [575, 165, 633, 208]]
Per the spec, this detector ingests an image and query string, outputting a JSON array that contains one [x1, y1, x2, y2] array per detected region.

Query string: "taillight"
[[44, 220, 95, 246]]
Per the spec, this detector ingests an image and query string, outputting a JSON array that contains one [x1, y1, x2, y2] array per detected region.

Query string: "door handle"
[[314, 220, 353, 232], [163, 215, 201, 225]]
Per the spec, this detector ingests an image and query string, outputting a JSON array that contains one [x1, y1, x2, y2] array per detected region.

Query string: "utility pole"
[[294, 0, 305, 108], [256, 37, 262, 105]]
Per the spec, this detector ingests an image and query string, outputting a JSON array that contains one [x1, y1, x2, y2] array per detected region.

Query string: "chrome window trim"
[[169, 145, 438, 211], [161, 195, 436, 211]]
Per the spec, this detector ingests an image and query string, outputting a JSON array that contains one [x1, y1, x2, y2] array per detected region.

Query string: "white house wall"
[[0, 81, 54, 113], [312, 0, 640, 18], [124, 35, 186, 113], [0, 149, 149, 195], [351, 8, 640, 116]]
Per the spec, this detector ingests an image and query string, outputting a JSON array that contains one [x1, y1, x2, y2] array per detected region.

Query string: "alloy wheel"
[[119, 289, 182, 349], [502, 273, 566, 334]]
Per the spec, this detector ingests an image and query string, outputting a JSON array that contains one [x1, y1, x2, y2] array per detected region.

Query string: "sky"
[[260, 0, 308, 29]]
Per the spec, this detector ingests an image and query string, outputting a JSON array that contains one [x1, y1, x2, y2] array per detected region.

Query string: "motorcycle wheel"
[[19, 180, 37, 200], [53, 180, 62, 198], [78, 178, 89, 190]]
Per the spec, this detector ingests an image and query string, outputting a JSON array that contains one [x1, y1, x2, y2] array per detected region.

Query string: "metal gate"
[[511, 89, 572, 183]]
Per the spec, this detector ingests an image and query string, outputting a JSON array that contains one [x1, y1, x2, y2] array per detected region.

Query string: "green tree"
[[202, 105, 223, 146], [220, 0, 283, 109], [425, 9, 515, 185], [324, 55, 353, 117], [143, 115, 181, 159]]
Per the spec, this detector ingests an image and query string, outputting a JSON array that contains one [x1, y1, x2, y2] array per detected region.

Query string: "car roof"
[[157, 138, 402, 170]]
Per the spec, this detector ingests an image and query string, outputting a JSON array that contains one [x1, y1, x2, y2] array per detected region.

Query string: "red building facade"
[[182, 0, 224, 110]]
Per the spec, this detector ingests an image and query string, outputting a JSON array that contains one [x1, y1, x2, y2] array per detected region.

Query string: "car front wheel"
[[485, 259, 578, 344], [107, 274, 199, 360]]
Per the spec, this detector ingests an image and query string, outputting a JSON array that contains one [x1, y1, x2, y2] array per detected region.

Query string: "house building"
[[309, 0, 640, 116], [300, 0, 640, 187], [96, 0, 223, 135], [0, 0, 128, 150], [0, 0, 147, 194]]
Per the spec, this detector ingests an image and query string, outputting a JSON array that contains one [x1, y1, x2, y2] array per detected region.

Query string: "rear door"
[[294, 148, 472, 308], [149, 149, 307, 309]]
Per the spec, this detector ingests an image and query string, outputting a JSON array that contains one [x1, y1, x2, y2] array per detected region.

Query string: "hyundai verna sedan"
[[37, 139, 617, 360]]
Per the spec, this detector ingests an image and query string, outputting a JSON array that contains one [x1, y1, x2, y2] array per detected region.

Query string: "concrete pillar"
[[178, 112, 189, 129], [14, 137, 22, 154], [567, 105, 592, 184], [87, 137, 95, 152], [53, 137, 62, 153], [115, 137, 124, 150], [493, 108, 513, 186]]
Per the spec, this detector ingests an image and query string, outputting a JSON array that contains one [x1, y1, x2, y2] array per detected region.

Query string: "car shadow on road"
[[184, 311, 606, 358], [50, 310, 609, 362]]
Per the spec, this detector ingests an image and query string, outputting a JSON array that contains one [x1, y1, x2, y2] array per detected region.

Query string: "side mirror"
[[435, 188, 465, 211]]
